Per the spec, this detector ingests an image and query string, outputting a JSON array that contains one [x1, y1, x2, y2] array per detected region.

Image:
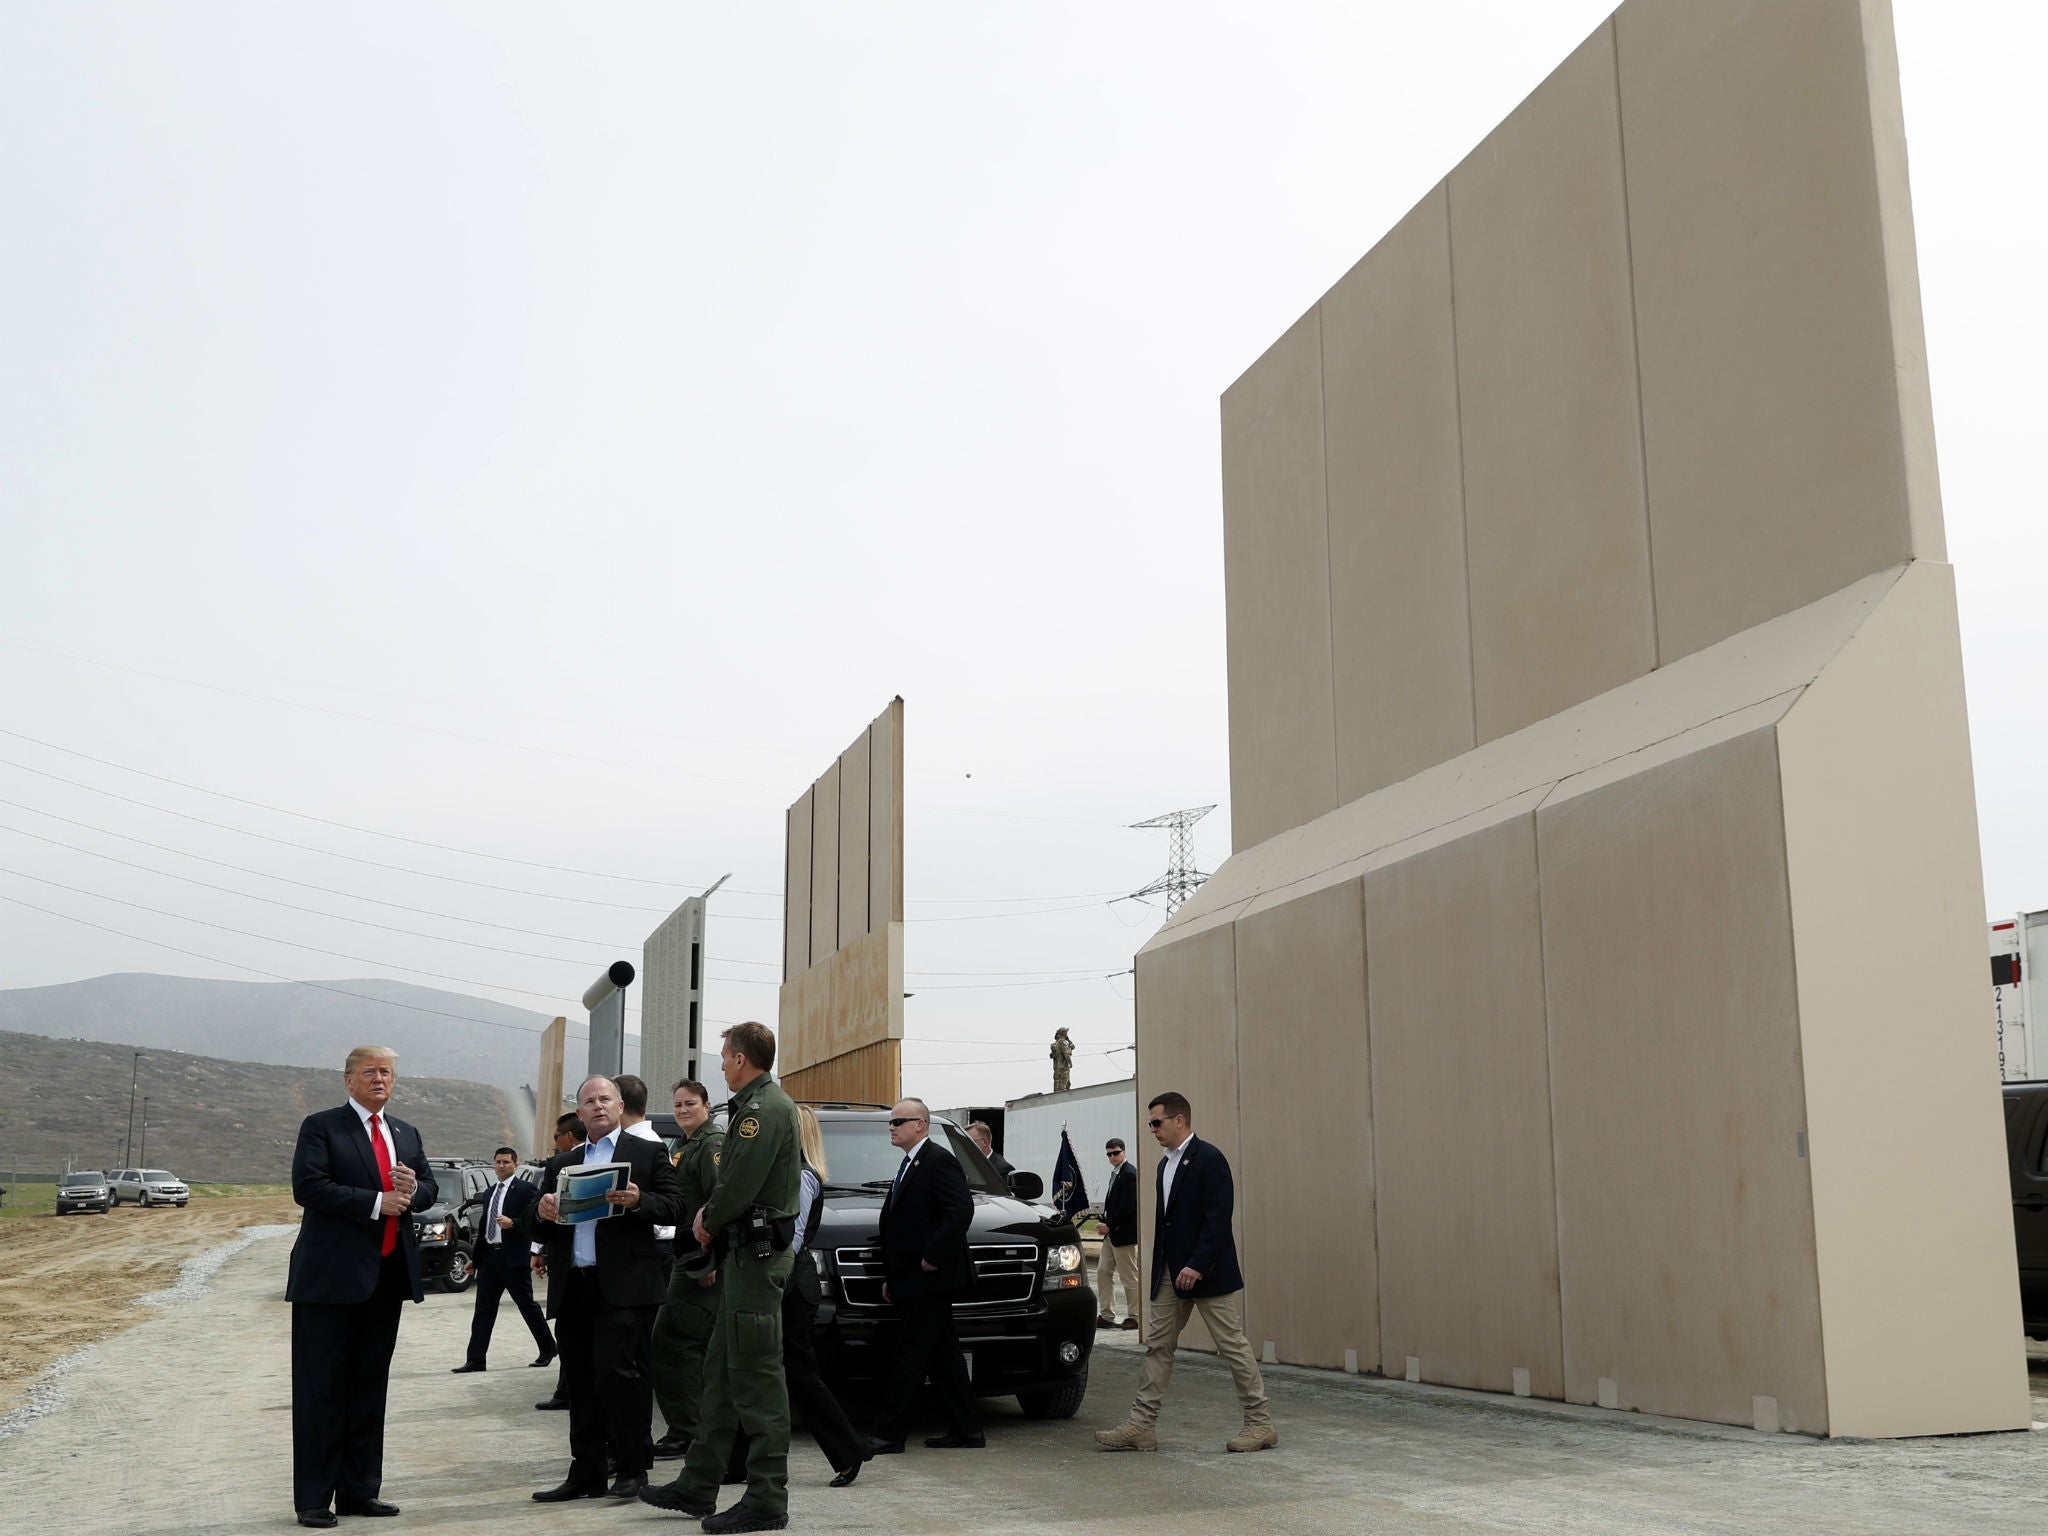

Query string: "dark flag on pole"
[[1051, 1126, 1089, 1219]]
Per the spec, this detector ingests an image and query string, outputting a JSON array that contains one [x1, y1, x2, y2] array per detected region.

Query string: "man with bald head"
[[870, 1097, 982, 1453], [522, 1074, 685, 1503]]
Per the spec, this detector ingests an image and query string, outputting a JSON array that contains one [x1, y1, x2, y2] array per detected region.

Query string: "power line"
[[0, 725, 776, 893], [0, 796, 649, 946], [0, 865, 586, 1006], [0, 890, 560, 1038]]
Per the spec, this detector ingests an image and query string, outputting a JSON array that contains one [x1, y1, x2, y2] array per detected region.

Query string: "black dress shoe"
[[828, 1462, 862, 1488], [702, 1505, 790, 1534], [534, 1395, 569, 1411], [336, 1498, 400, 1516], [868, 1438, 904, 1455], [532, 1479, 606, 1502], [450, 1361, 486, 1374], [637, 1483, 714, 1516], [296, 1514, 337, 1530], [923, 1431, 986, 1449], [607, 1474, 647, 1500], [529, 1349, 556, 1368], [651, 1432, 691, 1459]]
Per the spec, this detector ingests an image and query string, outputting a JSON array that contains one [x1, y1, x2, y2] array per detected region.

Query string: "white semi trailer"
[[1991, 911, 2048, 1082]]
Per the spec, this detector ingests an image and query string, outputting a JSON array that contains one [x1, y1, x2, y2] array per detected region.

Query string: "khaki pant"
[[1095, 1240, 1140, 1322], [1131, 1281, 1269, 1429]]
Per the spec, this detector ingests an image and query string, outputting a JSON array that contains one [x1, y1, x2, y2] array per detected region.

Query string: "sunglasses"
[[888, 1117, 926, 1128]]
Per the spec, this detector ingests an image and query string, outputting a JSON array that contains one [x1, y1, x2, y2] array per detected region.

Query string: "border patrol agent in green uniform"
[[641, 1022, 800, 1533], [649, 1078, 725, 1457]]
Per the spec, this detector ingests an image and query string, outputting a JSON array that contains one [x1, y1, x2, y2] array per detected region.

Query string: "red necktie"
[[369, 1113, 397, 1256]]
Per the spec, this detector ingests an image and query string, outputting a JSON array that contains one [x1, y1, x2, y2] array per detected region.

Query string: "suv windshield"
[[143, 1171, 175, 1182], [62, 1174, 101, 1187], [817, 1118, 1008, 1197]]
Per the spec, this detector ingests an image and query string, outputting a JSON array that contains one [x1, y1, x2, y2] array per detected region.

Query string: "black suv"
[[651, 1104, 1096, 1418], [415, 1159, 493, 1293]]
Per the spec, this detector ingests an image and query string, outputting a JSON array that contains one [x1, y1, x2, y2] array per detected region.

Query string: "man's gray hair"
[[965, 1120, 993, 1141]]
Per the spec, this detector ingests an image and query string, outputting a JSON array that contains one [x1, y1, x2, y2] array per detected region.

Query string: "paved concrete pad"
[[4, 1231, 2048, 1534]]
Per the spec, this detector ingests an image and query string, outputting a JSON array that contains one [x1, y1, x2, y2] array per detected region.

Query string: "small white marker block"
[[1780, 1408, 1798, 1435], [1343, 1349, 1359, 1375], [1512, 1367, 1531, 1398], [1752, 1395, 1780, 1434], [1597, 1377, 1619, 1409], [1405, 1356, 1421, 1383], [1262, 1340, 1277, 1365]]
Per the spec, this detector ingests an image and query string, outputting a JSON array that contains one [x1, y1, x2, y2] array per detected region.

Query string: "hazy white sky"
[[2, 1, 2042, 1108]]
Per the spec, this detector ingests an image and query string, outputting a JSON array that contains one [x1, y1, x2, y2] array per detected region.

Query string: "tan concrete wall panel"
[[1776, 563, 2027, 1435], [1538, 730, 1826, 1432], [1366, 816, 1562, 1398], [534, 1016, 566, 1158], [1134, 925, 1240, 1348], [1617, 0, 1922, 662], [1221, 309, 1336, 852], [838, 730, 871, 951], [808, 761, 840, 968], [1322, 184, 1476, 802], [1233, 883, 1378, 1371], [1450, 22, 1655, 743], [870, 698, 903, 929], [784, 790, 813, 981]]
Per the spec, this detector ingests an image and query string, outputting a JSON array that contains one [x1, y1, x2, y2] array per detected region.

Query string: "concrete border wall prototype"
[[1138, 0, 2027, 1437], [779, 698, 905, 1106]]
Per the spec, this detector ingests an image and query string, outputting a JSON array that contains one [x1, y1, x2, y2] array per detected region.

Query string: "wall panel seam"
[[1360, 875, 1388, 1379], [1442, 178, 1481, 747], [1315, 305, 1340, 811], [1770, 730, 1832, 1434], [1609, 18, 1662, 670], [1531, 809, 1572, 1400]]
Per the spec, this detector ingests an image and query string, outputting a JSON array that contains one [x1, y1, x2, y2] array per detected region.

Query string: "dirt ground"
[[0, 1194, 297, 1416]]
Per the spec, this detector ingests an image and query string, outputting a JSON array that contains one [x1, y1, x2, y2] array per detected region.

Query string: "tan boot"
[[1225, 1423, 1278, 1453], [1093, 1420, 1158, 1452]]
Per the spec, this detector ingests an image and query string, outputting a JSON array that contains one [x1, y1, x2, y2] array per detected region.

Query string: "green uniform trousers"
[[674, 1244, 794, 1514], [650, 1257, 721, 1439]]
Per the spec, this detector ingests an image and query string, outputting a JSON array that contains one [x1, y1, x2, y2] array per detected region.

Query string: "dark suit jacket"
[[1103, 1160, 1138, 1248], [879, 1141, 973, 1297], [468, 1175, 539, 1264], [1150, 1135, 1244, 1300], [519, 1133, 683, 1314], [286, 1103, 438, 1305]]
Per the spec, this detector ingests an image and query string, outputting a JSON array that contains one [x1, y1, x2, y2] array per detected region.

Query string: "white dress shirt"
[[348, 1097, 398, 1223], [623, 1119, 676, 1241], [572, 1130, 618, 1269], [1159, 1136, 1192, 1214], [483, 1175, 512, 1245]]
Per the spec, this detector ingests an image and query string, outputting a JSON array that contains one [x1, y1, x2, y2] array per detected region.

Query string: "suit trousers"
[[1131, 1281, 1270, 1429], [875, 1289, 980, 1443], [1095, 1240, 1141, 1322], [466, 1241, 554, 1364], [556, 1267, 658, 1482], [291, 1249, 407, 1513]]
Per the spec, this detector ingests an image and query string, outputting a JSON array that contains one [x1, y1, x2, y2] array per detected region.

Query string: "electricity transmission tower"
[[1128, 804, 1215, 916]]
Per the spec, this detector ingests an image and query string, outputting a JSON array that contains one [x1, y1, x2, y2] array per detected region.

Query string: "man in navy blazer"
[[286, 1045, 440, 1528], [1094, 1090, 1275, 1455], [451, 1146, 556, 1373]]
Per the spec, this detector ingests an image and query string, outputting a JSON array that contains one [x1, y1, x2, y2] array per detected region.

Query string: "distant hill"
[[0, 1029, 521, 1181], [0, 973, 641, 1147]]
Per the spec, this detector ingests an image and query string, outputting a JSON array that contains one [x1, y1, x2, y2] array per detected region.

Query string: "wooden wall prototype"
[[533, 1016, 566, 1159], [778, 698, 905, 1107]]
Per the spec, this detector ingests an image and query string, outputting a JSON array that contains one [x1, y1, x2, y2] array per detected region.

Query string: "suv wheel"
[[139, 1189, 152, 1207], [1017, 1361, 1089, 1420], [439, 1245, 477, 1293]]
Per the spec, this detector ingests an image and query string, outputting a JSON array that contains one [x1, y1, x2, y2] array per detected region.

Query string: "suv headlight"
[[1045, 1243, 1083, 1274], [418, 1220, 449, 1241]]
